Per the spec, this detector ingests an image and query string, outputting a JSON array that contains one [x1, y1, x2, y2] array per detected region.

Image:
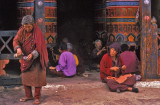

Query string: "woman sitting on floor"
[[100, 42, 139, 93]]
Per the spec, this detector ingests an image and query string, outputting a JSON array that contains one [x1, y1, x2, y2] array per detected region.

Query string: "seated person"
[[67, 43, 86, 76], [120, 44, 140, 74], [91, 39, 107, 71], [100, 42, 139, 93], [49, 42, 76, 77]]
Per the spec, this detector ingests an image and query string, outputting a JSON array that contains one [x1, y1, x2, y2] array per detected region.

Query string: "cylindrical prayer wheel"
[[17, 0, 34, 27], [44, 0, 57, 45], [106, 0, 140, 45], [94, 0, 106, 40], [17, 0, 57, 46]]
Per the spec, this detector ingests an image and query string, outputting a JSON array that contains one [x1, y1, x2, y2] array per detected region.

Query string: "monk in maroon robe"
[[13, 15, 48, 104]]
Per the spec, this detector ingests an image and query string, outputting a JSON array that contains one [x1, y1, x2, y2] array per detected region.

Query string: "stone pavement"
[[1, 71, 160, 105]]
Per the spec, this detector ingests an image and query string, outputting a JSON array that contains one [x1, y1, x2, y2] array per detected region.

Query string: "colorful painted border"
[[106, 1, 139, 6]]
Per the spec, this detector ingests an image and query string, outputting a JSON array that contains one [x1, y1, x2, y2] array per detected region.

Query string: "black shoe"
[[116, 88, 121, 93], [132, 87, 139, 93]]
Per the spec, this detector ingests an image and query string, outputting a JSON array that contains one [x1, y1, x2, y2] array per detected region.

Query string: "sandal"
[[33, 99, 40, 104], [20, 97, 33, 102]]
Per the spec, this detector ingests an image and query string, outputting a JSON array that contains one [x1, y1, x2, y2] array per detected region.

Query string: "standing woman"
[[13, 15, 48, 104], [100, 43, 138, 93]]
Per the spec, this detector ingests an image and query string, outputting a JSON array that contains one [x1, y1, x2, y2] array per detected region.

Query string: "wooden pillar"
[[140, 0, 158, 79], [34, 0, 45, 36]]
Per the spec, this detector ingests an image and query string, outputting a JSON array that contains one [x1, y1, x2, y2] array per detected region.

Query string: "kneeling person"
[[49, 42, 76, 77]]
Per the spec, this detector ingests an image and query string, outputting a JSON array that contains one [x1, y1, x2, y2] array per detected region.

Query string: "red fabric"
[[33, 24, 48, 70], [20, 34, 35, 71], [34, 87, 42, 99], [24, 85, 33, 98], [13, 24, 48, 72], [24, 85, 42, 99], [100, 53, 124, 80]]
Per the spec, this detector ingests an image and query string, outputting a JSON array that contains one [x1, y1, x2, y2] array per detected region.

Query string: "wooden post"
[[34, 0, 45, 37], [141, 0, 159, 79]]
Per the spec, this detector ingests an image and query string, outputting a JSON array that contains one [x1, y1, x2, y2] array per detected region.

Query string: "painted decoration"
[[17, 0, 57, 45], [106, 0, 140, 44], [17, 0, 34, 27], [45, 0, 57, 45], [94, 0, 106, 39]]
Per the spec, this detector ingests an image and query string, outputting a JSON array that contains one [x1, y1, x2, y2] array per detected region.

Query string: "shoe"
[[132, 87, 139, 93], [116, 88, 121, 93], [33, 99, 40, 104], [19, 97, 33, 102]]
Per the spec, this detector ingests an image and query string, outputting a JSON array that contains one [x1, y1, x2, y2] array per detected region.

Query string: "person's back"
[[120, 51, 139, 74], [120, 44, 139, 74], [58, 51, 76, 76]]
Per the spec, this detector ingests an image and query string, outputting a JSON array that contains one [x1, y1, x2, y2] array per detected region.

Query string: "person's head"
[[67, 43, 73, 51], [129, 46, 136, 52], [62, 37, 69, 43], [109, 42, 121, 57], [59, 42, 67, 53], [121, 44, 129, 52], [94, 39, 102, 49], [21, 15, 34, 33]]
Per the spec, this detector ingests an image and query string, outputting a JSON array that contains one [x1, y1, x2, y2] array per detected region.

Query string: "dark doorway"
[[0, 0, 20, 75], [0, 0, 18, 30], [57, 0, 96, 62]]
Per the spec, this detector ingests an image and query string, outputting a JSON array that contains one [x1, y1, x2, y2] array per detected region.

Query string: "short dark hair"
[[121, 44, 129, 52], [129, 46, 136, 51], [59, 42, 67, 51]]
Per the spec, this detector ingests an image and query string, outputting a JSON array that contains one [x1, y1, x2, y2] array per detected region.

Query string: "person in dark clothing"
[[91, 39, 107, 71]]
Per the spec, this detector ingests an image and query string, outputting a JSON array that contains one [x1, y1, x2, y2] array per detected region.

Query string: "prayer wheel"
[[106, 0, 140, 45], [94, 0, 106, 40], [44, 0, 57, 45], [17, 0, 34, 27], [17, 0, 57, 45]]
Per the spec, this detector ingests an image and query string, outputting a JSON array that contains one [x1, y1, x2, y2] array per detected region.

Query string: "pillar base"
[[0, 60, 9, 76]]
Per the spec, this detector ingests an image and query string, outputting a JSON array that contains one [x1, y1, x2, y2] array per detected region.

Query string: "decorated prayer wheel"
[[106, 0, 140, 45], [94, 0, 106, 40], [17, 0, 57, 46], [17, 0, 34, 27], [44, 0, 57, 45]]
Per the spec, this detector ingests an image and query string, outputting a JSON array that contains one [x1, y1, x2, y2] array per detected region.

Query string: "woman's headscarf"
[[109, 42, 121, 57]]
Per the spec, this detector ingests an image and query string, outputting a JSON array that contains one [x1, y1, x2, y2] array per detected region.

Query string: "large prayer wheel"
[[45, 0, 57, 45], [106, 0, 140, 45], [94, 0, 106, 40], [17, 0, 34, 27], [17, 0, 57, 46]]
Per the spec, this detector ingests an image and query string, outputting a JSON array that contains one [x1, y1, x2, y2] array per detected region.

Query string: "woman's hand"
[[17, 48, 22, 57], [110, 66, 120, 72], [49, 66, 56, 70], [27, 54, 33, 61], [121, 65, 126, 70]]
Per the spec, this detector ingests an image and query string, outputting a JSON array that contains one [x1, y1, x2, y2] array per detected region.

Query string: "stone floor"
[[1, 70, 160, 105]]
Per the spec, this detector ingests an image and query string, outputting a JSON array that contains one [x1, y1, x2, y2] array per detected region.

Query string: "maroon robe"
[[13, 24, 48, 87], [13, 24, 48, 72]]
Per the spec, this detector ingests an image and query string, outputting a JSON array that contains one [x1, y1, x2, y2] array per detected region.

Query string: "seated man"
[[49, 42, 76, 77], [100, 42, 138, 93], [91, 39, 107, 71], [120, 44, 140, 74]]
